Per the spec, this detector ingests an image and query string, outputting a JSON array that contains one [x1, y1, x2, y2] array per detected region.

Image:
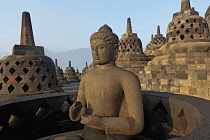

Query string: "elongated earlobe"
[[114, 44, 119, 61]]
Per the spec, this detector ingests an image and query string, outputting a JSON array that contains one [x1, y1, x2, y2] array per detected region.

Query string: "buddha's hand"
[[81, 114, 106, 130], [69, 101, 85, 121]]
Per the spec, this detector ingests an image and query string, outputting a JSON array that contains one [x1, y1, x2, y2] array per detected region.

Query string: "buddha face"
[[91, 38, 115, 65]]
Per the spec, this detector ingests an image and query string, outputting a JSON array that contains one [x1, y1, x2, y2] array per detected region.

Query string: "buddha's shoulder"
[[82, 66, 138, 79], [114, 66, 139, 78]]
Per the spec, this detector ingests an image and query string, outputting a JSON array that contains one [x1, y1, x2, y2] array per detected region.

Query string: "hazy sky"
[[0, 0, 209, 53]]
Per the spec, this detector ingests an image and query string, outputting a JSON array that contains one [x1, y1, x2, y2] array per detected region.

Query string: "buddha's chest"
[[85, 73, 122, 101]]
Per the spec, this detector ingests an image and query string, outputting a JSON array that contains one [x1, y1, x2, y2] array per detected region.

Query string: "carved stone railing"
[[0, 83, 210, 140]]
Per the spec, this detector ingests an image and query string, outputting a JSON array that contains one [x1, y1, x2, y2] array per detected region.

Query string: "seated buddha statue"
[[50, 25, 143, 140], [69, 24, 144, 140]]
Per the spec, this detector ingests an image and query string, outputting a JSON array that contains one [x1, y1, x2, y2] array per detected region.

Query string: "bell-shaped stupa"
[[54, 59, 69, 85], [144, 26, 166, 57], [139, 0, 210, 100], [116, 18, 150, 75], [0, 12, 61, 99], [64, 61, 79, 82]]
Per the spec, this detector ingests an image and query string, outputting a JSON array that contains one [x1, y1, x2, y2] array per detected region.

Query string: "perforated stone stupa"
[[64, 61, 79, 82], [116, 18, 150, 75], [54, 59, 68, 85], [81, 62, 89, 75], [0, 12, 61, 99], [144, 26, 166, 56], [139, 0, 210, 100], [205, 6, 210, 34]]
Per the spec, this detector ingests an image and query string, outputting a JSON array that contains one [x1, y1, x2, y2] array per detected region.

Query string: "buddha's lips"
[[94, 57, 99, 60]]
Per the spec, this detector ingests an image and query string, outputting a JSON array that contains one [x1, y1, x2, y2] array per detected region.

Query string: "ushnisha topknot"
[[90, 24, 119, 47]]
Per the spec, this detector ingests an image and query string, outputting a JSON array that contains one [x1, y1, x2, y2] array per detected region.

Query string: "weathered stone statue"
[[67, 25, 144, 140]]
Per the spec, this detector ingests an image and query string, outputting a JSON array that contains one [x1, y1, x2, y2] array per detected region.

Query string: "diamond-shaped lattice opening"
[[180, 24, 185, 29], [176, 30, 180, 35], [41, 61, 45, 66], [0, 68, 4, 74], [46, 68, 50, 73], [177, 21, 181, 24], [190, 35, 194, 39], [29, 61, 34, 66], [190, 24, 193, 28], [172, 37, 176, 41], [42, 75, 47, 82], [193, 19, 196, 22], [37, 83, 42, 91], [15, 76, 22, 83], [177, 108, 188, 133], [15, 61, 20, 66], [153, 101, 169, 123], [36, 68, 41, 74], [23, 68, 29, 74], [0, 83, 2, 90], [186, 19, 189, 23], [22, 84, 29, 93], [185, 29, 189, 34], [29, 75, 36, 82], [8, 85, 14, 93], [48, 82, 52, 89], [195, 28, 198, 33], [3, 76, 9, 83], [5, 62, 9, 67], [180, 35, 185, 40], [9, 68, 15, 74]]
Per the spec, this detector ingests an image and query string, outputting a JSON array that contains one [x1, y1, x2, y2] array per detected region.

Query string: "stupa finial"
[[86, 62, 88, 68], [69, 60, 71, 67], [55, 59, 58, 67], [181, 0, 191, 12], [126, 18, 132, 34], [20, 12, 35, 46], [157, 25, 160, 35]]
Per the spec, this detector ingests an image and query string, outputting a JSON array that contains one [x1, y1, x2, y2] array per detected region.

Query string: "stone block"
[[196, 73, 207, 80], [204, 58, 210, 64], [162, 85, 170, 92], [188, 64, 197, 70], [174, 79, 183, 86], [196, 64, 206, 69], [188, 87, 197, 95], [182, 80, 192, 86], [180, 87, 189, 94], [192, 80, 202, 87], [160, 79, 169, 85], [170, 86, 180, 93], [151, 84, 159, 91], [176, 58, 186, 65], [175, 71, 188, 79]]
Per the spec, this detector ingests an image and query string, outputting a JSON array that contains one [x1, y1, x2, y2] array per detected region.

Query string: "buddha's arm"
[[81, 73, 144, 135], [69, 76, 87, 121]]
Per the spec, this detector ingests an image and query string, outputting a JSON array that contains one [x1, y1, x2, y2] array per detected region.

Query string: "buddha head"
[[90, 25, 119, 65]]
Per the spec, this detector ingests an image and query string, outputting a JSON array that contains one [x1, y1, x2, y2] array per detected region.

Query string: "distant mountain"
[[0, 48, 92, 73], [45, 48, 92, 72], [0, 52, 11, 58]]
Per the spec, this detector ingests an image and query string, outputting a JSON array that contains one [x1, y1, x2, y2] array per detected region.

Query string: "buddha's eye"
[[99, 46, 104, 49]]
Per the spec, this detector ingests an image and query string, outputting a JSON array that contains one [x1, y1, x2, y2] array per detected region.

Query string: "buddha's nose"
[[95, 48, 98, 56]]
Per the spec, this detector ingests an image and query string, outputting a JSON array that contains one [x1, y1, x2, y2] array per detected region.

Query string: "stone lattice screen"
[[0, 56, 58, 96]]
